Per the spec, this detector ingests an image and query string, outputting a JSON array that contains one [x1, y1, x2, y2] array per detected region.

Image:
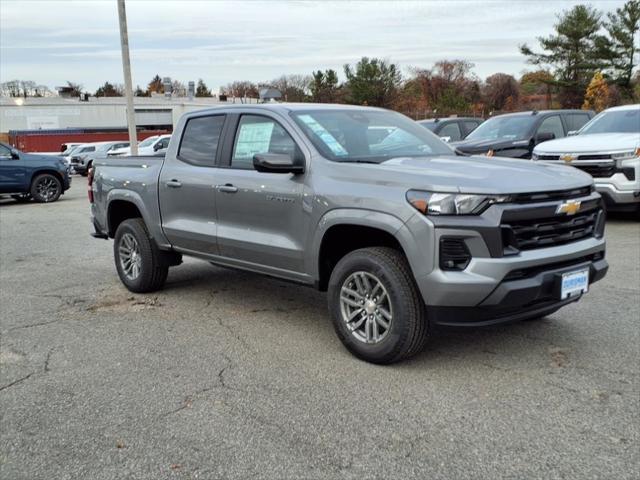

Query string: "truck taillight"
[[87, 167, 94, 203]]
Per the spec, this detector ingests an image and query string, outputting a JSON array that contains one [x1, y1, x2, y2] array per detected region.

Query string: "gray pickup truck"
[[90, 104, 608, 364]]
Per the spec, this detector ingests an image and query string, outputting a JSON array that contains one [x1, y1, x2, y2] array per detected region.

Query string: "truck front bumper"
[[596, 180, 640, 210], [427, 254, 608, 326], [406, 191, 608, 325]]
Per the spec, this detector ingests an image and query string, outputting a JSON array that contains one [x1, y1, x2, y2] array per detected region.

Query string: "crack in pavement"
[[0, 372, 34, 392], [216, 316, 257, 356], [44, 348, 55, 373], [5, 318, 63, 333]]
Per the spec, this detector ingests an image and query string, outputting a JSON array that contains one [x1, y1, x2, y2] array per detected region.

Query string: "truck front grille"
[[502, 208, 603, 251]]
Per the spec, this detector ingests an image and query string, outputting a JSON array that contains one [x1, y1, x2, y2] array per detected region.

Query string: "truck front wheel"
[[327, 247, 429, 364], [114, 218, 169, 293]]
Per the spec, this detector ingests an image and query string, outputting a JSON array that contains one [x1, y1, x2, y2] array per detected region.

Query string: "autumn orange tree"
[[582, 71, 610, 111]]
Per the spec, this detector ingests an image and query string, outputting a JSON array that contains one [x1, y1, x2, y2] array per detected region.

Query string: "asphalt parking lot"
[[1, 180, 638, 480]]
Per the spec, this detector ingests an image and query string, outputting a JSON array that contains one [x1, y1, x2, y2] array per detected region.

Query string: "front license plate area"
[[559, 268, 589, 299]]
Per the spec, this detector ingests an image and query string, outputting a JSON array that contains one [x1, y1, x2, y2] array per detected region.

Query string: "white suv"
[[108, 134, 171, 157], [532, 104, 640, 213]]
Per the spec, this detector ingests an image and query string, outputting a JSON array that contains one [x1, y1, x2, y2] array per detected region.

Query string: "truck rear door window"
[[565, 113, 591, 132], [178, 115, 225, 166]]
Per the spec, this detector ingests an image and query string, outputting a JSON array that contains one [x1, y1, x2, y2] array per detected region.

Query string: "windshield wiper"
[[339, 159, 380, 164]]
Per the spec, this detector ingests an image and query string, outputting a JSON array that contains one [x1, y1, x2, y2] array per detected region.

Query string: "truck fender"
[[106, 189, 170, 248], [307, 208, 430, 283]]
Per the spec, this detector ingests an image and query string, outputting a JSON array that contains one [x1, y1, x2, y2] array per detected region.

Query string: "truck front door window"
[[537, 115, 564, 140], [231, 115, 298, 169]]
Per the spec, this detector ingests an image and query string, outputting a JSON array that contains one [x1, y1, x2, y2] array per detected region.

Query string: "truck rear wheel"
[[327, 247, 429, 364], [114, 218, 169, 293]]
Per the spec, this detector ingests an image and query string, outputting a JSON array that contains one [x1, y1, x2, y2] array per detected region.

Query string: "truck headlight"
[[612, 148, 640, 163], [406, 190, 511, 215], [611, 148, 639, 160]]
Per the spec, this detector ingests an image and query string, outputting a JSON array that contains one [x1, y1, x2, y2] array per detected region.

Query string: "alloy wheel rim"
[[118, 233, 142, 281], [340, 271, 392, 344], [36, 177, 59, 202]]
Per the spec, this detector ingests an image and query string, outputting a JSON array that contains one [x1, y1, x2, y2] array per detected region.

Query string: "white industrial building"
[[0, 95, 258, 135]]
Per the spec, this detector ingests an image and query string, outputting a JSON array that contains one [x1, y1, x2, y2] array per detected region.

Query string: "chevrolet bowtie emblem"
[[560, 153, 576, 163], [556, 200, 581, 215]]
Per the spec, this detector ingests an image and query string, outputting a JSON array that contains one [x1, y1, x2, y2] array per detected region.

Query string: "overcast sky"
[[0, 0, 626, 93]]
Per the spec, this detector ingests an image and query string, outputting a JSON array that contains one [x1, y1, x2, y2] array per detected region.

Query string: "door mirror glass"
[[253, 153, 304, 174]]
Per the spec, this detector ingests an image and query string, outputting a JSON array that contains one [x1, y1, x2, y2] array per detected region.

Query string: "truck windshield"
[[138, 136, 158, 148], [290, 109, 452, 163], [64, 145, 83, 156], [579, 109, 640, 134], [465, 115, 535, 141]]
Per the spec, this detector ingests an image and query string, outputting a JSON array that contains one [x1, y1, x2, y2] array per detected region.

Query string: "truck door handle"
[[216, 184, 238, 193], [166, 180, 182, 188]]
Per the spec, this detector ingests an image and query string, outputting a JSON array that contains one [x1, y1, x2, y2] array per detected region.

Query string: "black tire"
[[113, 218, 169, 293], [327, 247, 429, 364], [30, 173, 62, 203]]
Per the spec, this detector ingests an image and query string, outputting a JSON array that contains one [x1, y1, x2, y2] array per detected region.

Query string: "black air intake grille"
[[440, 238, 471, 270]]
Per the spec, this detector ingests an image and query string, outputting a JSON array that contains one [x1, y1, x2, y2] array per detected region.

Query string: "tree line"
[[2, 1, 637, 116]]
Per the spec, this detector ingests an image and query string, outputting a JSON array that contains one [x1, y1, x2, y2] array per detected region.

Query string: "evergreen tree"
[[520, 5, 607, 107], [195, 79, 212, 97], [602, 0, 640, 90], [310, 69, 339, 103], [94, 81, 122, 97], [343, 57, 401, 107]]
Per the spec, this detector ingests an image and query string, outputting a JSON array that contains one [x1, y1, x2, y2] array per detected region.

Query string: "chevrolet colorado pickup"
[[90, 104, 608, 364]]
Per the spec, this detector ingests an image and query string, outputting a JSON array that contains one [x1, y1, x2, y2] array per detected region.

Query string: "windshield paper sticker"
[[235, 122, 275, 159], [297, 114, 348, 156]]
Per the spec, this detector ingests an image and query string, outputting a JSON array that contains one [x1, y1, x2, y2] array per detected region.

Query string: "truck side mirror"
[[535, 132, 555, 144], [253, 153, 304, 174], [10, 149, 20, 159]]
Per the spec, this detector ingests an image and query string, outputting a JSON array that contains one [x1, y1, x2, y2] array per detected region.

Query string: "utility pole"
[[117, 0, 138, 155]]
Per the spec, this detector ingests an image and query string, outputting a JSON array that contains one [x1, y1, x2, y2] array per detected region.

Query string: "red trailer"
[[8, 128, 172, 153]]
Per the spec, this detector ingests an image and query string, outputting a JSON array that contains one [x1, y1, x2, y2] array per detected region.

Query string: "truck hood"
[[23, 152, 66, 163], [330, 155, 593, 194], [534, 133, 640, 153], [450, 138, 525, 152]]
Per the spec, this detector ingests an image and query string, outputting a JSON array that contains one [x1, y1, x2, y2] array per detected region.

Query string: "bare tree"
[[222, 81, 259, 102], [483, 73, 520, 110]]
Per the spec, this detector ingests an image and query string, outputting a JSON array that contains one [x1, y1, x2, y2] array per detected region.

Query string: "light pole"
[[117, 0, 138, 155]]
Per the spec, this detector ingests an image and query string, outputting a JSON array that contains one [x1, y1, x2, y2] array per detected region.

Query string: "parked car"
[[90, 104, 607, 364], [0, 142, 71, 202], [65, 143, 96, 171], [108, 135, 171, 157], [533, 104, 640, 213], [451, 110, 594, 158], [73, 141, 130, 175], [418, 117, 483, 142]]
